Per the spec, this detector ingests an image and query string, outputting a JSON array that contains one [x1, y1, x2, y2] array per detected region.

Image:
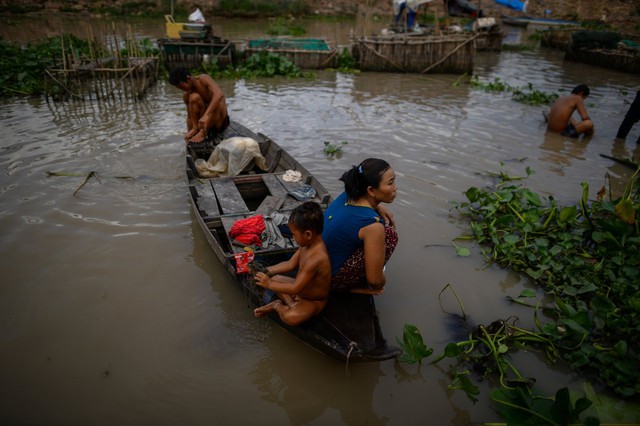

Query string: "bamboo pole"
[[355, 38, 407, 72], [421, 33, 478, 73]]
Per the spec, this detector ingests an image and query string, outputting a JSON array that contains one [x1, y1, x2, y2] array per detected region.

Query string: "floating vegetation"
[[451, 166, 640, 397], [199, 51, 313, 79], [0, 35, 90, 97], [239, 50, 309, 78], [335, 48, 359, 73], [396, 324, 433, 364], [511, 83, 559, 105], [322, 140, 348, 157], [397, 167, 640, 423], [397, 314, 602, 424], [453, 75, 559, 106], [1, 33, 159, 100]]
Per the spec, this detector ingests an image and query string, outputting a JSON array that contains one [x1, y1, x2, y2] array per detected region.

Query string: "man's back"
[[547, 94, 580, 132]]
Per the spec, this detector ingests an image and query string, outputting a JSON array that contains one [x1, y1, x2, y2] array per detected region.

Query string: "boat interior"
[[185, 122, 331, 263]]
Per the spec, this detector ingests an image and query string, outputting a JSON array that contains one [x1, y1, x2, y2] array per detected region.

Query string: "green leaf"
[[522, 188, 542, 206], [495, 189, 514, 202], [455, 246, 471, 257], [518, 289, 536, 298], [444, 342, 464, 357], [396, 324, 433, 364], [615, 198, 635, 224], [504, 234, 520, 244], [558, 205, 577, 223], [526, 268, 544, 279], [465, 187, 480, 203]]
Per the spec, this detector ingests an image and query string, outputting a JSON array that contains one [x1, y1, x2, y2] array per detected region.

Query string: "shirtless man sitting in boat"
[[546, 84, 594, 138], [253, 202, 331, 326], [169, 68, 229, 144]]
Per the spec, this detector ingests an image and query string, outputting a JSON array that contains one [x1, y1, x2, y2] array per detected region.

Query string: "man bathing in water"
[[546, 84, 594, 138], [253, 202, 331, 326], [169, 68, 229, 144]]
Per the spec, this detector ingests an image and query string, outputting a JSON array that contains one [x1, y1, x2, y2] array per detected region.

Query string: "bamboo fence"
[[45, 24, 159, 102], [352, 33, 477, 74]]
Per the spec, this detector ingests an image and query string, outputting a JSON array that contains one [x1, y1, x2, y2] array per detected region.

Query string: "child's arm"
[[255, 252, 320, 295], [265, 250, 300, 276]]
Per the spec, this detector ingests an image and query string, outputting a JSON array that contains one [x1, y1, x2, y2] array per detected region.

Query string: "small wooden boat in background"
[[186, 121, 402, 362], [158, 15, 235, 71], [500, 15, 579, 28], [564, 30, 640, 74]]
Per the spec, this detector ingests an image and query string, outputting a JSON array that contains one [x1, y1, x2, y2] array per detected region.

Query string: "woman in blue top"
[[323, 158, 398, 294]]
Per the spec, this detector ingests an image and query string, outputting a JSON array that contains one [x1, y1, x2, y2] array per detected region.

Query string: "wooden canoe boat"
[[185, 120, 402, 362], [500, 15, 578, 28]]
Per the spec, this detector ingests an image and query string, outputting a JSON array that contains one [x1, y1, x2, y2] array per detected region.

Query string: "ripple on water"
[[21, 216, 43, 224]]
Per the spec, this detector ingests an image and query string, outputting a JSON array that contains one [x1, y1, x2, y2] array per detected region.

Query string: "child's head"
[[288, 202, 324, 244], [571, 84, 590, 98]]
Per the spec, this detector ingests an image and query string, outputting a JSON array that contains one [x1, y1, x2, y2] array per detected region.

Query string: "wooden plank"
[[211, 177, 250, 214], [262, 173, 300, 210], [262, 174, 289, 198], [193, 180, 220, 217], [255, 195, 285, 215], [275, 174, 320, 208], [220, 216, 246, 254]]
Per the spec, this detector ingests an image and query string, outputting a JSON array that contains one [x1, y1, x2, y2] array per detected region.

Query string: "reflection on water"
[[1, 18, 640, 425], [251, 348, 385, 425], [539, 131, 590, 176]]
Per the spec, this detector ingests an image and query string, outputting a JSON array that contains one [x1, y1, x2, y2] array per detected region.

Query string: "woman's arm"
[[359, 222, 387, 289], [375, 204, 395, 228]]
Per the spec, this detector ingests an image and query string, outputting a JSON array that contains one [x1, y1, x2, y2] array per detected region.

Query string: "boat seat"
[[255, 195, 285, 214], [211, 177, 250, 214], [261, 173, 303, 210], [192, 180, 220, 217]]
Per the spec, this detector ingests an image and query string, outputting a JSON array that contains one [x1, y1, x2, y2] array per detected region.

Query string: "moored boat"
[[500, 15, 579, 28], [185, 120, 402, 362], [564, 30, 640, 74], [158, 15, 235, 71]]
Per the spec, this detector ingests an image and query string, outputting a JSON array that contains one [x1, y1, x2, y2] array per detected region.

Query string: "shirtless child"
[[546, 84, 594, 137], [253, 202, 331, 326], [168, 68, 229, 144]]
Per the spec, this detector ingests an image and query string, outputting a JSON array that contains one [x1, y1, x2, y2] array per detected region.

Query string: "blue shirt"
[[322, 192, 382, 275]]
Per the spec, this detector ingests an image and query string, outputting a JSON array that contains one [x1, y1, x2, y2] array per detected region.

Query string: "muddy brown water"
[[1, 14, 639, 425]]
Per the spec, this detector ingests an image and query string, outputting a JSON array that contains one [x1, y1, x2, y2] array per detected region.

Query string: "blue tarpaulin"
[[494, 0, 527, 12]]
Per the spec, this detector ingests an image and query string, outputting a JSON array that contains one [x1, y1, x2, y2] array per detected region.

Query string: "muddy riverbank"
[[1, 0, 639, 33]]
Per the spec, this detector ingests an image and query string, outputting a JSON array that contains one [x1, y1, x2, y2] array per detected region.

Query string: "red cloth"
[[228, 215, 265, 247]]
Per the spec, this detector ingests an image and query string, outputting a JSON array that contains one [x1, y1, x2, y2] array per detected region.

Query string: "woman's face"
[[371, 168, 397, 203]]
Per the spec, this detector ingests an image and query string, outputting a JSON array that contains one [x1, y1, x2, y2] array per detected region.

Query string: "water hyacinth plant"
[[452, 167, 640, 397], [396, 167, 640, 423]]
